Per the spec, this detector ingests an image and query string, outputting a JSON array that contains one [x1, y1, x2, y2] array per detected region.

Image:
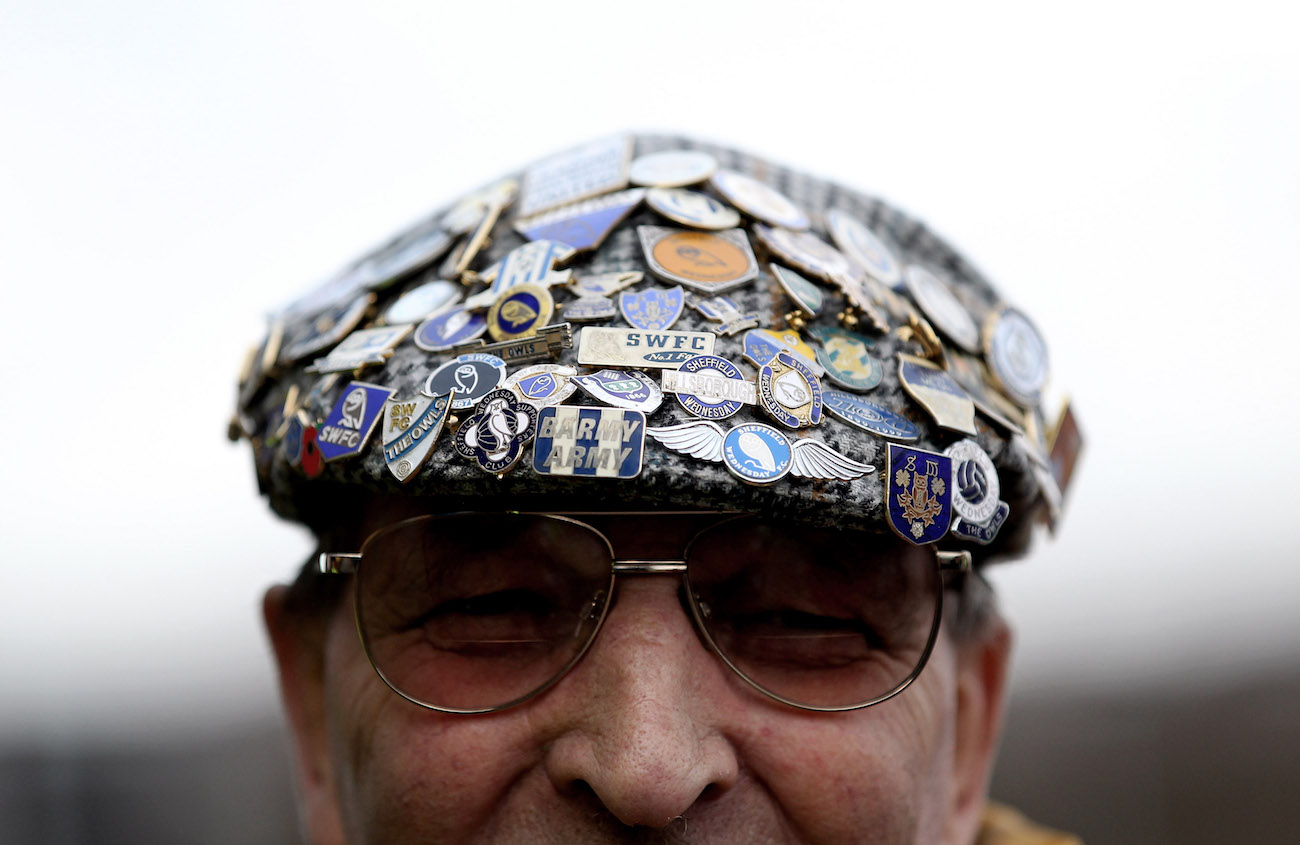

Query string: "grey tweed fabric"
[[234, 134, 1061, 564]]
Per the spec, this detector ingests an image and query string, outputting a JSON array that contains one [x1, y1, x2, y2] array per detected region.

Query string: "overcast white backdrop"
[[2, 1, 1297, 739]]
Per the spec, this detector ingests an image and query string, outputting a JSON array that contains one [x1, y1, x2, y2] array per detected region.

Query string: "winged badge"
[[646, 420, 874, 481]]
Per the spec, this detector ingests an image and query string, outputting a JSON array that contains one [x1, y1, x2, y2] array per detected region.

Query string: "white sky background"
[[1, 1, 1297, 739]]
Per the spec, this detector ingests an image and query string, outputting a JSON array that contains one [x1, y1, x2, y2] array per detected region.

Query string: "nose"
[[542, 577, 740, 828]]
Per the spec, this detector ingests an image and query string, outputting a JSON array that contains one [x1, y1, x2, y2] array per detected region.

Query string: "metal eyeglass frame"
[[319, 511, 973, 715]]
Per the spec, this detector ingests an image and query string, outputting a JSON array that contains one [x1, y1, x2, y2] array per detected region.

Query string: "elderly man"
[[235, 136, 1083, 844]]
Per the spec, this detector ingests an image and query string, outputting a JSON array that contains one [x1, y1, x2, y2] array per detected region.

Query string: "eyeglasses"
[[319, 513, 971, 714]]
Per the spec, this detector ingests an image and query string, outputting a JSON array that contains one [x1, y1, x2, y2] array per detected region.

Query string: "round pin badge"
[[487, 282, 555, 341], [983, 306, 1049, 407], [753, 224, 856, 286], [423, 353, 507, 409], [770, 263, 825, 317], [822, 389, 920, 441], [904, 265, 979, 353], [809, 326, 883, 392], [944, 439, 1001, 526], [628, 150, 718, 187], [413, 307, 488, 352], [825, 209, 903, 286], [503, 364, 579, 407], [645, 187, 741, 230], [710, 169, 810, 230], [671, 354, 749, 420], [383, 280, 462, 325], [722, 423, 793, 485]]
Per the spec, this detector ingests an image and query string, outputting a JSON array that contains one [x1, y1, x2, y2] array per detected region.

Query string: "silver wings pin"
[[646, 420, 874, 481]]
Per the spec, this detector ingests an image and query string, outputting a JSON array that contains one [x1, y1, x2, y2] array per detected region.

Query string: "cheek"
[[320, 607, 544, 842], [736, 644, 959, 843]]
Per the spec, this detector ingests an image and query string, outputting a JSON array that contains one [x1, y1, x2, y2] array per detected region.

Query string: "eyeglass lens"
[[354, 514, 942, 713]]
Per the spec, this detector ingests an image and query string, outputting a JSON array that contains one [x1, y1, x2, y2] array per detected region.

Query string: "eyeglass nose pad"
[[573, 589, 609, 638]]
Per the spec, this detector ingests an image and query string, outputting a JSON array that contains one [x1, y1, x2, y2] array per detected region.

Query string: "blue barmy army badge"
[[381, 392, 455, 483], [619, 285, 684, 331], [453, 388, 539, 475], [532, 406, 646, 479], [316, 382, 396, 462], [887, 443, 954, 545]]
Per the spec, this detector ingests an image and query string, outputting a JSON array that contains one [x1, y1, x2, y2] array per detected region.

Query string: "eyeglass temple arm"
[[320, 552, 362, 575], [936, 550, 972, 573]]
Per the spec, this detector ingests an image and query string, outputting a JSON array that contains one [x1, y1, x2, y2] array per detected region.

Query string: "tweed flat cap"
[[232, 134, 1079, 564]]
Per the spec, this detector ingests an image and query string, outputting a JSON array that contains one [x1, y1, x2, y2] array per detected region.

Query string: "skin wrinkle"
[[270, 511, 1008, 844]]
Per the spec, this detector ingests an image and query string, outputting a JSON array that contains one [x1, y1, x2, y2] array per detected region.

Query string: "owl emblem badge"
[[453, 388, 539, 476], [887, 444, 953, 545]]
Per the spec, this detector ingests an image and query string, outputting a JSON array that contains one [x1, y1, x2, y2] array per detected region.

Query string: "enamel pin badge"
[[904, 265, 979, 354], [896, 353, 978, 436], [423, 353, 507, 409], [381, 392, 454, 483], [944, 439, 1008, 544], [413, 307, 488, 352], [758, 351, 824, 429], [504, 364, 578, 407], [741, 328, 824, 376], [686, 294, 760, 336], [753, 224, 855, 285], [359, 226, 455, 290], [572, 369, 664, 413], [453, 388, 539, 475], [628, 149, 718, 187], [513, 188, 646, 253], [887, 443, 954, 545], [619, 285, 684, 331], [577, 326, 716, 369], [983, 306, 1050, 408], [517, 135, 632, 217], [563, 270, 642, 322], [709, 169, 810, 230], [809, 326, 882, 392], [645, 187, 741, 230], [661, 354, 756, 420], [382, 280, 461, 325], [532, 406, 646, 479], [638, 225, 759, 294], [825, 209, 902, 286], [281, 293, 374, 364], [479, 240, 576, 294], [822, 389, 920, 441], [487, 283, 555, 341], [305, 324, 412, 374], [646, 420, 873, 485], [316, 382, 396, 462]]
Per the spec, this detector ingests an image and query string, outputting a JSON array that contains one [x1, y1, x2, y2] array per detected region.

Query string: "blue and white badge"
[[825, 208, 902, 286], [753, 224, 855, 285], [360, 226, 455, 290], [453, 388, 539, 475], [306, 325, 412, 374], [951, 500, 1010, 545], [619, 285, 684, 331], [281, 413, 306, 467], [572, 369, 663, 413], [722, 423, 793, 485], [770, 263, 825, 318], [480, 240, 576, 294], [532, 406, 645, 478], [944, 439, 1001, 526], [383, 280, 461, 325], [504, 364, 578, 407], [517, 135, 632, 217], [887, 443, 954, 545], [983, 306, 1049, 408], [686, 294, 760, 336], [662, 354, 753, 420], [281, 293, 374, 364], [382, 392, 454, 483], [896, 353, 977, 436], [513, 188, 646, 253], [741, 328, 824, 376], [757, 352, 823, 429], [316, 381, 395, 462], [413, 307, 487, 352], [563, 296, 617, 322], [424, 353, 506, 409], [822, 389, 920, 441], [645, 187, 741, 230]]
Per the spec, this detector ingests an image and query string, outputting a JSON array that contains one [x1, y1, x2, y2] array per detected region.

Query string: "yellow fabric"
[[976, 802, 1083, 845]]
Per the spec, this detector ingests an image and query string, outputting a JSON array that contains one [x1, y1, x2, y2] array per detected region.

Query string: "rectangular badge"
[[517, 136, 632, 217], [532, 406, 645, 479], [577, 326, 716, 369]]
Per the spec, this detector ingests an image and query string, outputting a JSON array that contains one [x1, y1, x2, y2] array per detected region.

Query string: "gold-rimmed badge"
[[896, 353, 977, 436]]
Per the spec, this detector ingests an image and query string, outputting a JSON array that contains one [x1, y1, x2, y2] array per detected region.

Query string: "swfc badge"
[[424, 353, 506, 409], [619, 285, 684, 331], [887, 443, 954, 545], [382, 392, 454, 483], [316, 382, 395, 462], [453, 388, 539, 475], [533, 406, 646, 479]]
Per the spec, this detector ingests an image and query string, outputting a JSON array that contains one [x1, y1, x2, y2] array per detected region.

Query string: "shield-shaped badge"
[[887, 443, 953, 545], [381, 392, 454, 483], [315, 382, 395, 462], [619, 286, 684, 332]]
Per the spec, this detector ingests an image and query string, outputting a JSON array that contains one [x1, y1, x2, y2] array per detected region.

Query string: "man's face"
[[266, 512, 1010, 845]]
